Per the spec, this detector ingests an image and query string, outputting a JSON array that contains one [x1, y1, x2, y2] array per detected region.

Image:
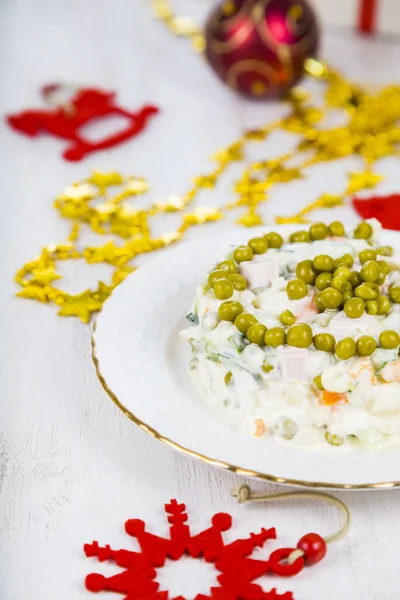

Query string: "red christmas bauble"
[[205, 0, 319, 99]]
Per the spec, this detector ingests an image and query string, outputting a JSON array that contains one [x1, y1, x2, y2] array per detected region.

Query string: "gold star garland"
[[14, 14, 400, 322]]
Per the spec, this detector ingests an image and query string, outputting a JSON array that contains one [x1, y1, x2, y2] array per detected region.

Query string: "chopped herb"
[[186, 312, 199, 326]]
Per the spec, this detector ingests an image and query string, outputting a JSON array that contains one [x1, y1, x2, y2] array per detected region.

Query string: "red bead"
[[297, 533, 327, 565]]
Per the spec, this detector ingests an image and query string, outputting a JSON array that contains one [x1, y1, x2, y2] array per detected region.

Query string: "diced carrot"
[[351, 361, 376, 385], [254, 419, 266, 437], [320, 391, 348, 406], [204, 308, 210, 314]]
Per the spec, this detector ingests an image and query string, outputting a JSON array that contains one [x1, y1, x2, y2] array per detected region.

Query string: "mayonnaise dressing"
[[181, 220, 400, 448]]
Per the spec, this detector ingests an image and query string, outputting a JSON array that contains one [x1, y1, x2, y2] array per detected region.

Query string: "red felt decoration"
[[352, 194, 400, 230], [6, 84, 159, 161], [84, 499, 330, 600]]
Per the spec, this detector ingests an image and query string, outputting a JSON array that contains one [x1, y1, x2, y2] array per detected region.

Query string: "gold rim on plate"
[[92, 317, 400, 491]]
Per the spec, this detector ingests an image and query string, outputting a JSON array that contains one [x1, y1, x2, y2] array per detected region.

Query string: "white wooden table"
[[1, 2, 400, 599]]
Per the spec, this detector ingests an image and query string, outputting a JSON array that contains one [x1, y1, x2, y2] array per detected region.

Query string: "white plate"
[[92, 225, 400, 490]]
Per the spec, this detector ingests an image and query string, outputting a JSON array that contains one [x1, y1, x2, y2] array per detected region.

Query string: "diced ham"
[[240, 259, 280, 289], [278, 347, 310, 381], [380, 361, 400, 383], [327, 312, 381, 339], [295, 292, 318, 323]]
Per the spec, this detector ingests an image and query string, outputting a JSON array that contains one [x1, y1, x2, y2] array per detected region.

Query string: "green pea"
[[296, 259, 317, 284], [321, 287, 343, 309], [389, 287, 400, 303], [359, 249, 377, 264], [331, 276, 349, 293], [313, 333, 336, 353], [344, 297, 365, 318], [366, 282, 380, 293], [342, 289, 354, 303], [234, 312, 257, 334], [224, 371, 233, 386], [360, 260, 379, 282], [287, 324, 313, 348], [376, 270, 387, 286], [265, 231, 284, 248], [233, 245, 254, 263], [313, 374, 324, 390], [335, 337, 356, 360], [208, 269, 230, 287], [279, 309, 295, 326], [355, 283, 378, 301], [316, 292, 325, 311], [218, 301, 244, 322], [366, 300, 378, 315], [313, 254, 335, 272], [334, 253, 354, 269], [264, 327, 286, 347], [218, 259, 238, 273], [325, 432, 345, 446], [377, 296, 391, 315], [377, 261, 390, 285], [231, 273, 247, 291], [214, 279, 234, 300], [286, 279, 308, 300], [377, 260, 391, 275], [310, 222, 328, 240], [356, 336, 377, 357], [349, 271, 363, 289], [379, 330, 400, 349], [328, 221, 345, 237], [290, 230, 310, 243], [377, 245, 393, 257], [354, 222, 373, 240], [248, 237, 268, 255], [333, 266, 352, 280], [247, 323, 267, 345], [315, 272, 333, 291]]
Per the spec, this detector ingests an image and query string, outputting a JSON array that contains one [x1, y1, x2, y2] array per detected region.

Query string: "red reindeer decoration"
[[6, 84, 159, 161]]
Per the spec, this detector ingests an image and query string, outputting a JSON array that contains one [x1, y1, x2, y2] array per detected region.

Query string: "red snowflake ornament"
[[6, 84, 159, 162], [84, 499, 295, 600]]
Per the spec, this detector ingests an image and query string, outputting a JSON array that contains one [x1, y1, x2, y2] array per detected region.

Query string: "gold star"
[[211, 142, 244, 163], [57, 290, 102, 323], [87, 170, 124, 192], [346, 171, 383, 195], [83, 240, 120, 265], [30, 267, 62, 285], [92, 281, 114, 303], [236, 208, 263, 227], [124, 178, 149, 194], [183, 206, 223, 225], [112, 266, 136, 286], [55, 183, 97, 203], [193, 175, 217, 189], [317, 193, 343, 208], [154, 196, 186, 211], [17, 284, 49, 303], [160, 231, 182, 244]]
